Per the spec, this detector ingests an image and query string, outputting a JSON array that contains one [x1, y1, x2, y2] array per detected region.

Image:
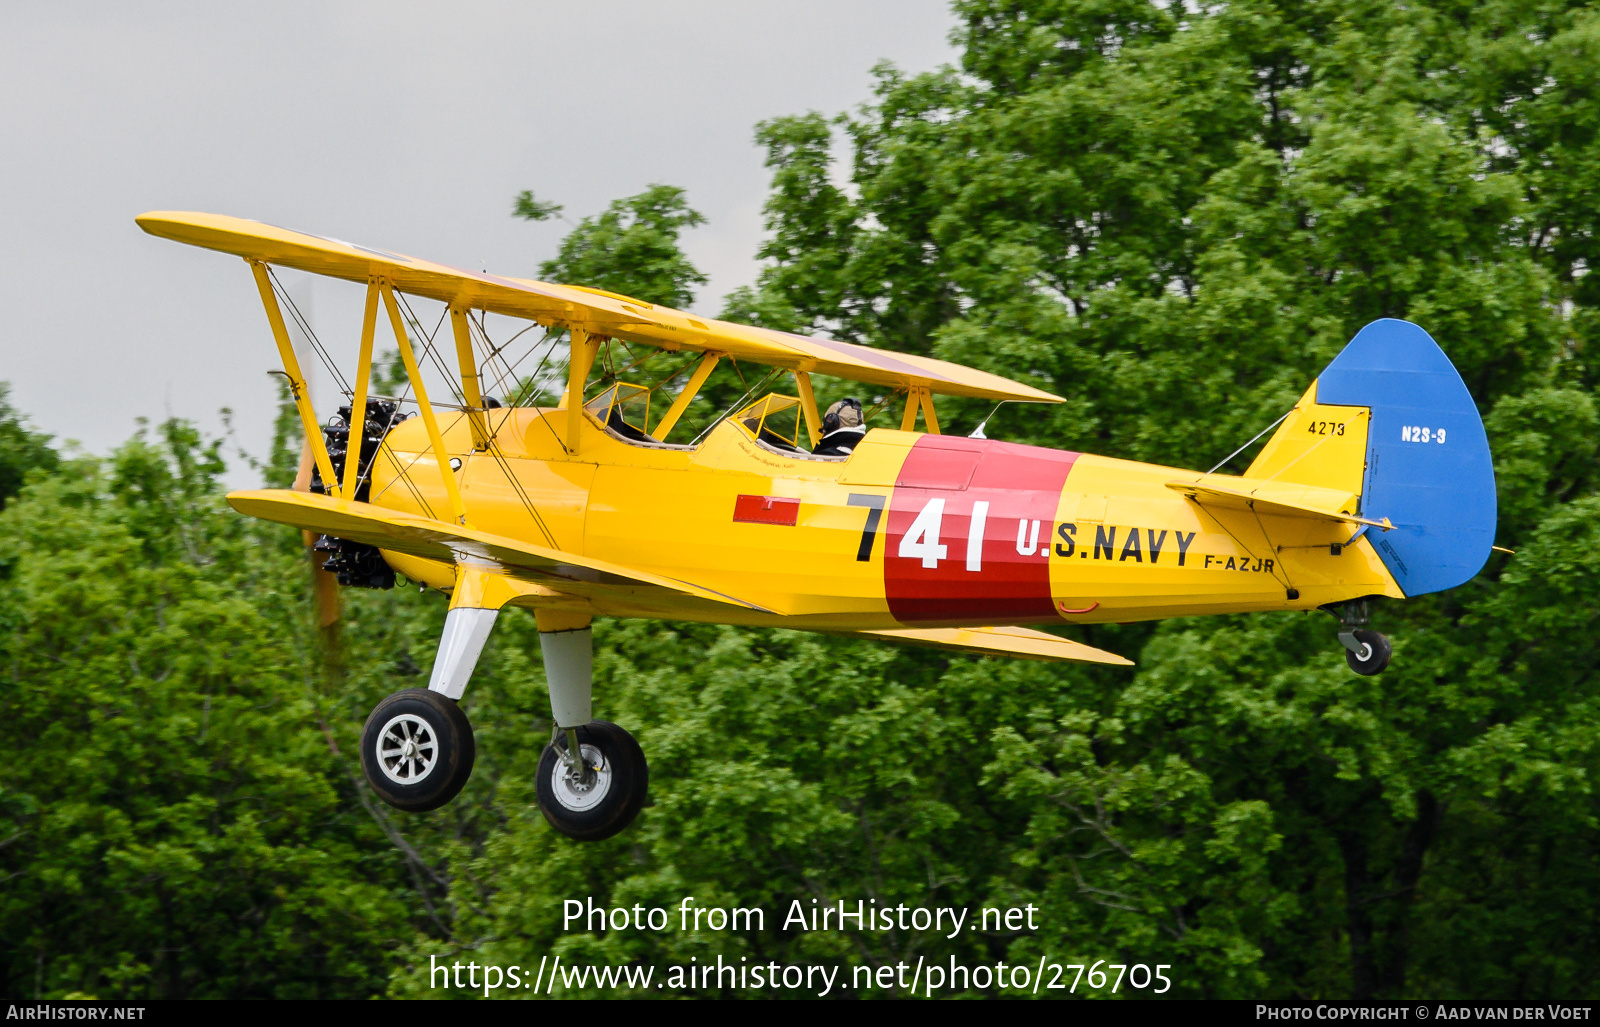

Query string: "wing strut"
[[566, 328, 601, 454], [654, 352, 720, 442], [341, 281, 380, 501], [449, 304, 491, 450], [900, 385, 941, 434], [250, 260, 339, 492], [794, 371, 822, 447], [380, 279, 468, 525]]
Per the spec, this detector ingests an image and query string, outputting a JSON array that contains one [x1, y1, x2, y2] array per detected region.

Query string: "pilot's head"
[[823, 397, 863, 434]]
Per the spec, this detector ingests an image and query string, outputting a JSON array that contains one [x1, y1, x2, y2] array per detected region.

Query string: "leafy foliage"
[[512, 190, 564, 224], [0, 422, 405, 997], [530, 184, 708, 309], [0, 384, 59, 510]]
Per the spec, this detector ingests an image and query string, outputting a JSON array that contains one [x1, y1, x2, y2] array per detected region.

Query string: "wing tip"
[[136, 209, 211, 232], [135, 210, 181, 237]]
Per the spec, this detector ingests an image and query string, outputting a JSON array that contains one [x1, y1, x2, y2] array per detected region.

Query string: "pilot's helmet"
[[823, 397, 863, 434]]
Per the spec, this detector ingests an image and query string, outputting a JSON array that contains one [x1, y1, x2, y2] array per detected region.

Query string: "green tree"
[[0, 420, 411, 997], [0, 383, 58, 510], [521, 185, 708, 309]]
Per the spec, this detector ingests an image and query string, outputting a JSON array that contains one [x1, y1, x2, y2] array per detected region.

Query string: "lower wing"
[[228, 489, 773, 613], [856, 625, 1132, 666]]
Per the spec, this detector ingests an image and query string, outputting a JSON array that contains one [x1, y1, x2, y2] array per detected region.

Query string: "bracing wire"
[[365, 404, 441, 521], [508, 329, 572, 406], [471, 311, 531, 402], [605, 339, 658, 384], [476, 311, 543, 368], [386, 296, 564, 547], [395, 292, 469, 407], [370, 423, 450, 522], [484, 442, 560, 549], [863, 393, 895, 423], [691, 365, 781, 448], [453, 311, 563, 545], [507, 332, 567, 409], [645, 352, 704, 398], [1207, 410, 1291, 474], [267, 267, 352, 399], [510, 332, 573, 457], [479, 318, 562, 408], [261, 267, 445, 515], [360, 343, 439, 520], [341, 289, 441, 519]]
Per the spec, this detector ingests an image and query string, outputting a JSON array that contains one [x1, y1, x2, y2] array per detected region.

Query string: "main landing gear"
[[525, 616, 648, 841], [536, 721, 649, 841], [1328, 598, 1391, 676], [361, 688, 476, 812], [357, 579, 648, 840]]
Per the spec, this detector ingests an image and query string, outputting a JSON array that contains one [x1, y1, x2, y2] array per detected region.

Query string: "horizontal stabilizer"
[[1166, 480, 1392, 531], [857, 625, 1133, 666], [228, 489, 773, 613]]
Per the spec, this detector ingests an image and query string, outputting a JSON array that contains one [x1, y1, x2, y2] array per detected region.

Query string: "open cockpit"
[[577, 370, 866, 461]]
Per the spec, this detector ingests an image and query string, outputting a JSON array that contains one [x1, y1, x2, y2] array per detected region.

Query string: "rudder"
[[1246, 319, 1496, 597]]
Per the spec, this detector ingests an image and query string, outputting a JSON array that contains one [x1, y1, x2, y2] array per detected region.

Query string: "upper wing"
[[857, 625, 1133, 666], [1165, 478, 1392, 530], [228, 489, 774, 613], [136, 211, 1062, 405]]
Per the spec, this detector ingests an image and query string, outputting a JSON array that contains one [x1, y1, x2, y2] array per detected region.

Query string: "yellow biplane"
[[139, 211, 1499, 840]]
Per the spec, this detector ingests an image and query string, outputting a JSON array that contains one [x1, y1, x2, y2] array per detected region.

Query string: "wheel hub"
[[377, 713, 438, 785], [549, 743, 612, 812]]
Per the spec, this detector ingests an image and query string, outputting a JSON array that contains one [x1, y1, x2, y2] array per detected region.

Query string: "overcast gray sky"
[[0, 1, 956, 479]]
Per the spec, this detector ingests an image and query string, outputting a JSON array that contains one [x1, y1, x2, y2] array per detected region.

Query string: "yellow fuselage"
[[370, 409, 1401, 630]]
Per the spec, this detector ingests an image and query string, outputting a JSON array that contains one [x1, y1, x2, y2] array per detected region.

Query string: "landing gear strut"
[[1329, 599, 1391, 676], [356, 566, 650, 838], [530, 615, 649, 840]]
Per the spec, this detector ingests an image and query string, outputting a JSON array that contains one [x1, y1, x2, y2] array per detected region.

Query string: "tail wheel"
[[1344, 629, 1393, 676], [360, 688, 476, 812], [536, 720, 648, 841]]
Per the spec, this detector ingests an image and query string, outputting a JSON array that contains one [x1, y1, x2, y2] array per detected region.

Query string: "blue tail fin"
[[1316, 319, 1496, 597]]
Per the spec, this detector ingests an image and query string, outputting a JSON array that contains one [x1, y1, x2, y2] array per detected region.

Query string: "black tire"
[[536, 720, 648, 841], [1345, 629, 1392, 676], [360, 688, 475, 812]]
